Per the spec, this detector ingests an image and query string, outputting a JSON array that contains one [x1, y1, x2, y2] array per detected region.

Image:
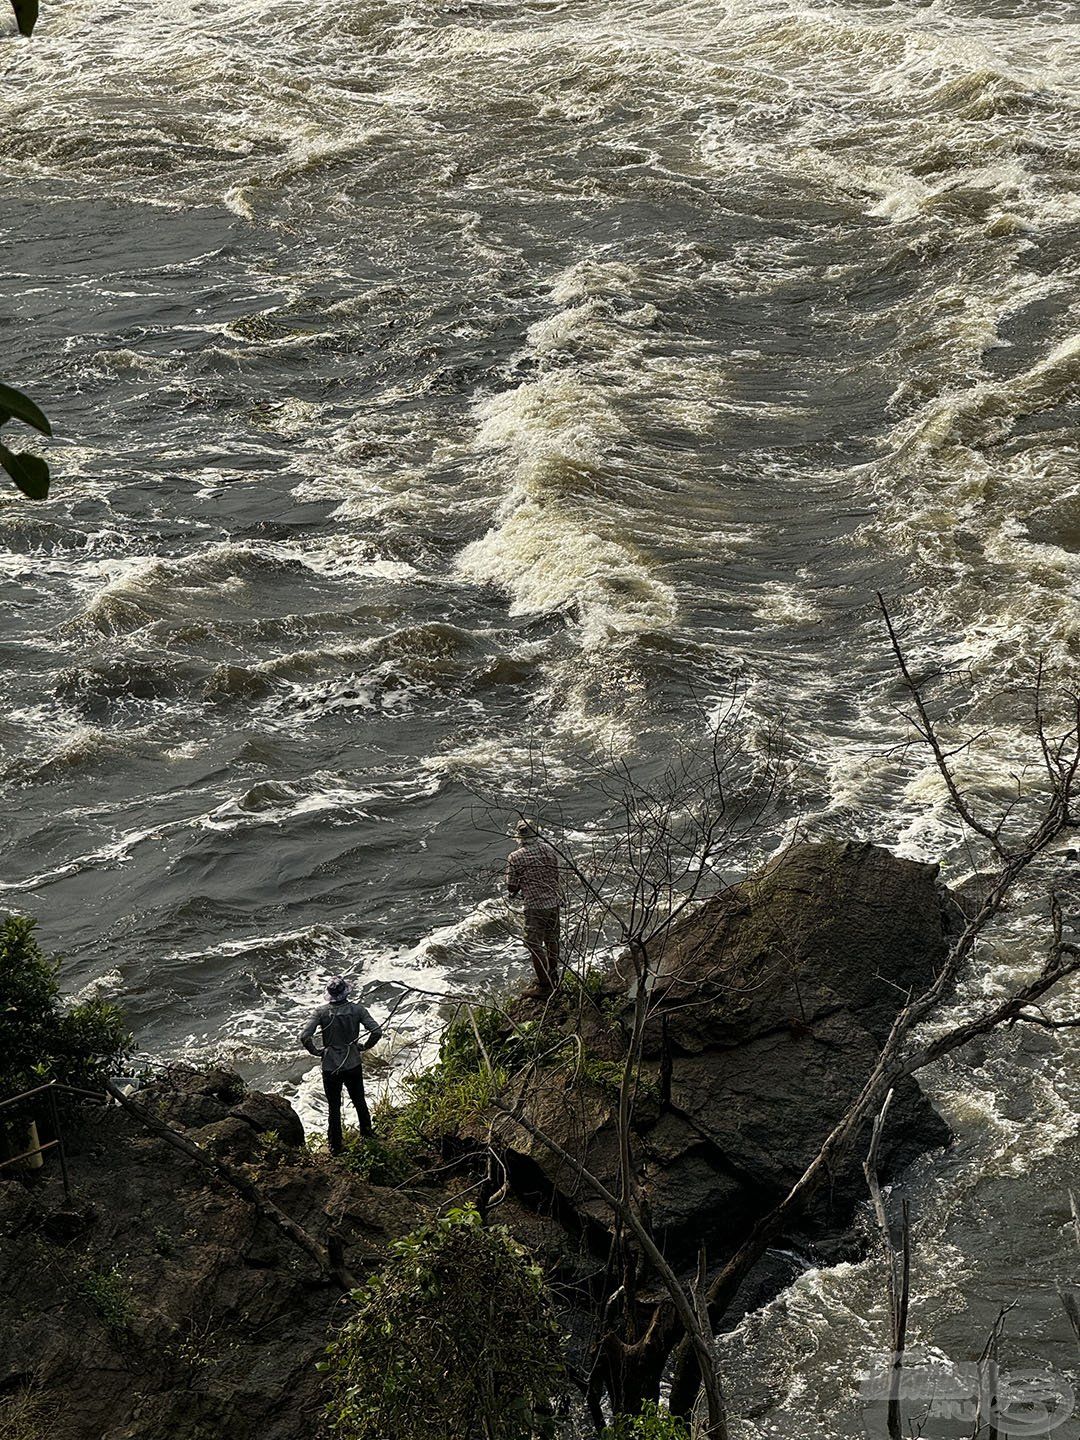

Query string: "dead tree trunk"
[[863, 1091, 911, 1440]]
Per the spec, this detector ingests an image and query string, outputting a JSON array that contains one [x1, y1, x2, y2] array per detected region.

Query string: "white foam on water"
[[168, 898, 520, 1130], [270, 529, 424, 585], [458, 501, 678, 649], [0, 811, 194, 893], [67, 968, 125, 1005], [455, 275, 681, 653], [197, 779, 383, 833], [752, 578, 823, 627], [72, 543, 302, 634]]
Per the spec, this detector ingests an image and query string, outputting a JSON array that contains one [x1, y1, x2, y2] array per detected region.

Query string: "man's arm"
[[356, 1004, 383, 1049], [506, 851, 521, 898], [299, 1009, 323, 1056]]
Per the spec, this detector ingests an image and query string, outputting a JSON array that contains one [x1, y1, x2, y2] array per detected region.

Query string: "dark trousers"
[[323, 1063, 372, 1153], [524, 906, 560, 990]]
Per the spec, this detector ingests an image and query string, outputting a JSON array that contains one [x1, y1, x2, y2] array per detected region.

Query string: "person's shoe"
[[522, 984, 554, 1000]]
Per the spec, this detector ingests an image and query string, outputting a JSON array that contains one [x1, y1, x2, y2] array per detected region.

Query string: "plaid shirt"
[[506, 837, 560, 909]]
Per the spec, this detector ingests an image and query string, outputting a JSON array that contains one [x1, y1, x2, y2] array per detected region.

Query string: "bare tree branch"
[[495, 1100, 728, 1440]]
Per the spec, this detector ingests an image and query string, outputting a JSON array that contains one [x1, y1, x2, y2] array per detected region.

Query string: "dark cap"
[[326, 976, 348, 1002]]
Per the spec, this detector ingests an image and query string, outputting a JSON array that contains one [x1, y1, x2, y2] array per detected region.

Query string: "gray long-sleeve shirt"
[[299, 1000, 382, 1074]]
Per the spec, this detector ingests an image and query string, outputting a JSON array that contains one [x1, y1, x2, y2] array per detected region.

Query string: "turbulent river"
[[2, 0, 1079, 1432]]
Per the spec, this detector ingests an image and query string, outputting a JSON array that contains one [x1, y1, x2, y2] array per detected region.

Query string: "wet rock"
[[147, 1064, 247, 1132], [196, 1114, 266, 1162], [0, 841, 962, 1436]]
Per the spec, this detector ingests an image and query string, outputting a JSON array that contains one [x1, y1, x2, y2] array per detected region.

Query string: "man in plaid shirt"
[[506, 820, 561, 995]]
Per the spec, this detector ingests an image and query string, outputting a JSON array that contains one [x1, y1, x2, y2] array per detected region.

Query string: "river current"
[[2, 0, 1079, 1432]]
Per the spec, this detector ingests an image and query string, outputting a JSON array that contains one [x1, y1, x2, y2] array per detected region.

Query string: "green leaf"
[[0, 381, 51, 435], [0, 443, 50, 499], [9, 0, 38, 37]]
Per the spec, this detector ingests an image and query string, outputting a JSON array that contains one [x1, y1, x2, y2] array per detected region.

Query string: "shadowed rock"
[[496, 839, 954, 1261], [0, 1067, 420, 1440]]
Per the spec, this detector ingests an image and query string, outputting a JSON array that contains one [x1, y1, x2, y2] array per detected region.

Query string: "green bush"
[[330, 1065, 508, 1185], [561, 966, 608, 1006], [434, 1003, 570, 1077], [362, 1008, 521, 1168], [391, 1057, 508, 1149], [336, 1127, 413, 1188], [0, 915, 130, 1099], [602, 1403, 691, 1440], [332, 1006, 572, 1179], [322, 1206, 566, 1440]]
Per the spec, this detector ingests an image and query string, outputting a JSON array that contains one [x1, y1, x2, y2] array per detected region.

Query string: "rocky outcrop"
[[0, 841, 962, 1435], [0, 1067, 421, 1440], [145, 1063, 307, 1152], [496, 840, 954, 1261]]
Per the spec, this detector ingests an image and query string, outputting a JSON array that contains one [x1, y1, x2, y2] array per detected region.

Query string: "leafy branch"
[[8, 0, 38, 38], [5, 6, 53, 499], [0, 383, 52, 499]]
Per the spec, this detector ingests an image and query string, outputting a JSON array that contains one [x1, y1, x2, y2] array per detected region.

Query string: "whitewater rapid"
[[2, 0, 1079, 1431]]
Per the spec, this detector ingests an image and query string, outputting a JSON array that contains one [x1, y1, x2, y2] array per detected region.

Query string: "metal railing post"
[[46, 1084, 71, 1204], [1, 1079, 106, 1193]]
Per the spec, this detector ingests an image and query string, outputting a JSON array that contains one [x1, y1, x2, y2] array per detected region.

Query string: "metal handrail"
[[3, 1137, 60, 1167], [0, 1080, 108, 1111], [0, 1079, 109, 1200]]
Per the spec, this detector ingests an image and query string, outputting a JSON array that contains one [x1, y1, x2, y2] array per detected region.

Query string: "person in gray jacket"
[[299, 976, 383, 1154]]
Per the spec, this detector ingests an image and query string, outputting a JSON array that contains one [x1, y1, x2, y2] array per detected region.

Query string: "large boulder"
[[142, 1064, 306, 1150], [496, 840, 954, 1261]]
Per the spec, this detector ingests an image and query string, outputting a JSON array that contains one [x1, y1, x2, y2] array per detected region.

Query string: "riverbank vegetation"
[[0, 915, 129, 1102], [322, 1205, 565, 1440], [323, 630, 1080, 1438], [2, 622, 1079, 1439]]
